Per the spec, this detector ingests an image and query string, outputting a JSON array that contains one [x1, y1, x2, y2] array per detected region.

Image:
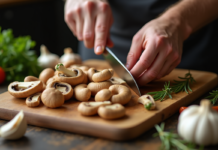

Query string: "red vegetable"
[[180, 106, 218, 113], [0, 67, 5, 84]]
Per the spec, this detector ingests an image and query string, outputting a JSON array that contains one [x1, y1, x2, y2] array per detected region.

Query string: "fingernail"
[[96, 46, 104, 54], [126, 64, 129, 69]]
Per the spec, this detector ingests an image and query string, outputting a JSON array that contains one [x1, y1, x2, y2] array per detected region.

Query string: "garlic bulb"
[[0, 110, 27, 140], [60, 47, 82, 64], [38, 45, 60, 68], [178, 99, 218, 146]]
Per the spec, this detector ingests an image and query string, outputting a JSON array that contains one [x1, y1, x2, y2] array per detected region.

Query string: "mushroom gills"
[[11, 81, 40, 91], [28, 94, 40, 102], [53, 83, 68, 93]]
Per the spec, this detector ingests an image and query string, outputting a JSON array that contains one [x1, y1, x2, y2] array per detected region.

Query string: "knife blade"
[[103, 47, 141, 96]]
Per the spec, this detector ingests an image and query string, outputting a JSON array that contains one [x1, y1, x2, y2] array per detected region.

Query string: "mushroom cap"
[[87, 68, 96, 82], [26, 92, 41, 107], [41, 88, 64, 108], [81, 70, 89, 84], [78, 101, 111, 116], [74, 84, 91, 102], [87, 81, 112, 96], [95, 89, 112, 102], [24, 76, 39, 82], [24, 76, 46, 91], [98, 104, 125, 119], [46, 77, 55, 85], [8, 81, 44, 98], [55, 68, 85, 86], [63, 60, 81, 68], [39, 68, 54, 84], [92, 69, 113, 82], [47, 81, 73, 101], [70, 65, 90, 72], [109, 85, 132, 105]]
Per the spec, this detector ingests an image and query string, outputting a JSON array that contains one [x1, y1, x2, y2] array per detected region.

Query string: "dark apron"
[[79, 0, 218, 74]]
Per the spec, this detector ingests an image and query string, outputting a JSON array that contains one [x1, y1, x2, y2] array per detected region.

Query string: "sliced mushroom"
[[87, 81, 112, 96], [24, 76, 46, 90], [88, 68, 113, 82], [109, 77, 126, 85], [47, 81, 73, 101], [95, 89, 112, 102], [98, 103, 125, 119], [41, 88, 65, 108], [26, 93, 41, 107], [39, 68, 54, 84], [109, 85, 132, 105], [78, 101, 111, 116], [138, 94, 156, 110], [55, 63, 85, 86], [8, 81, 44, 98], [74, 84, 91, 101], [0, 110, 27, 140]]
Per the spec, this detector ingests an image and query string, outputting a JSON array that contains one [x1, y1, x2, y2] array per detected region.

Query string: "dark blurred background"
[[0, 0, 78, 56]]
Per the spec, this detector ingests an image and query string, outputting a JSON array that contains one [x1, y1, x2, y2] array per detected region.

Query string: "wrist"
[[159, 10, 192, 41]]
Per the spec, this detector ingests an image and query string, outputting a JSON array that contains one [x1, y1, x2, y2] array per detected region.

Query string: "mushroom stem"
[[55, 63, 77, 77], [88, 101, 111, 106], [138, 95, 156, 110], [16, 82, 35, 88]]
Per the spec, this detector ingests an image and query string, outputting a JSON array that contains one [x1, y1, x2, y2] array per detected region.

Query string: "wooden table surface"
[[1, 83, 218, 150]]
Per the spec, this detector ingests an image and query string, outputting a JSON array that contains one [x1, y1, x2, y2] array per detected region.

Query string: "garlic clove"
[[0, 110, 27, 140], [38, 45, 60, 69]]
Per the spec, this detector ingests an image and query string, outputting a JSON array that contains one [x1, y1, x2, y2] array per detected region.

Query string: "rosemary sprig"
[[205, 89, 218, 105], [171, 71, 195, 94], [154, 123, 203, 150], [147, 81, 172, 101], [147, 71, 195, 101]]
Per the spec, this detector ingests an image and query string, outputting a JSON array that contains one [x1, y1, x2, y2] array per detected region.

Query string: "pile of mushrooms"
[[8, 54, 153, 120]]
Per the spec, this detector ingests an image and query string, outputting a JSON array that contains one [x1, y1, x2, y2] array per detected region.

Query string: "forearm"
[[160, 0, 218, 40]]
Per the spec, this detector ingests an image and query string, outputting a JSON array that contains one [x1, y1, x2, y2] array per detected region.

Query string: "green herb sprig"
[[147, 81, 172, 101], [206, 89, 218, 105], [0, 27, 42, 82], [171, 71, 195, 94], [147, 72, 195, 101], [154, 123, 203, 150]]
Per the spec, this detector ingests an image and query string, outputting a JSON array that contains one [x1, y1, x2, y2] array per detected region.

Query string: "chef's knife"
[[103, 47, 141, 96]]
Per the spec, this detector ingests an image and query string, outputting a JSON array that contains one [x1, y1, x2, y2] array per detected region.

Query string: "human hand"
[[126, 17, 184, 86], [64, 0, 114, 55]]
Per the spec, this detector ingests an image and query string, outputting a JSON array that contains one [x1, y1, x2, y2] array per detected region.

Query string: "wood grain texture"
[[0, 59, 217, 141]]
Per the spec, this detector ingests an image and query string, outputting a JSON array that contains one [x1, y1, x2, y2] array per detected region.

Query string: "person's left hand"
[[126, 17, 186, 86]]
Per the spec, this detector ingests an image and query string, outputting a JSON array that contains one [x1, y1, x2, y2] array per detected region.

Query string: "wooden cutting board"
[[0, 59, 217, 141]]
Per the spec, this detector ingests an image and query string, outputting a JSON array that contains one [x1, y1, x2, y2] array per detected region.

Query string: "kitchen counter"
[[0, 83, 218, 150]]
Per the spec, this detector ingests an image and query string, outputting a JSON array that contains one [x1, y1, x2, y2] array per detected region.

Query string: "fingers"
[[94, 3, 112, 55], [74, 7, 84, 41], [83, 2, 95, 48], [126, 34, 144, 70], [130, 37, 159, 78], [136, 50, 166, 86], [156, 52, 181, 79]]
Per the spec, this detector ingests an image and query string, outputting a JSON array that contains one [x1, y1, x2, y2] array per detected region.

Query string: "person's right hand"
[[65, 0, 114, 55]]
